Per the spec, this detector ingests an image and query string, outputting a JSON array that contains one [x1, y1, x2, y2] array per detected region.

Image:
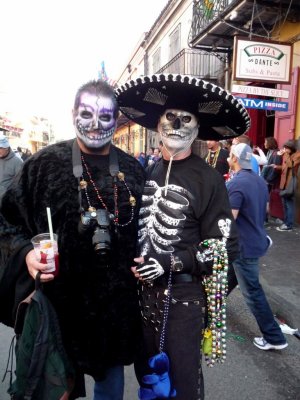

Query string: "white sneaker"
[[253, 337, 288, 350], [276, 224, 292, 231], [279, 323, 298, 335]]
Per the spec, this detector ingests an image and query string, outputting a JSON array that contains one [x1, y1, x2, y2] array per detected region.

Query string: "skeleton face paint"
[[158, 109, 199, 153], [74, 93, 117, 150]]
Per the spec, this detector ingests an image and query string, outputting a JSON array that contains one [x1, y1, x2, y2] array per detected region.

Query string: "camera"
[[78, 209, 112, 256]]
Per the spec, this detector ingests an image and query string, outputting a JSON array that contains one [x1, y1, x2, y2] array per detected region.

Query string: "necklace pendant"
[[118, 171, 125, 181], [88, 206, 96, 212], [80, 179, 88, 189], [129, 196, 136, 207]]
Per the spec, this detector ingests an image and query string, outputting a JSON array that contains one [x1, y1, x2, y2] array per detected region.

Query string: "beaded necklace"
[[206, 147, 221, 169], [80, 155, 136, 227], [201, 238, 228, 367]]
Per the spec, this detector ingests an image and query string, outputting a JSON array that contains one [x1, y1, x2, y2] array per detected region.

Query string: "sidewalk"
[[260, 217, 300, 330]]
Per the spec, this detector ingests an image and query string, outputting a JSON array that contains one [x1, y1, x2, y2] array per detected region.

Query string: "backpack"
[[0, 215, 34, 328], [4, 273, 75, 400]]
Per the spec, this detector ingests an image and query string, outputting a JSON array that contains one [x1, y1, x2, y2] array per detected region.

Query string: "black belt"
[[171, 273, 195, 284], [153, 274, 199, 287]]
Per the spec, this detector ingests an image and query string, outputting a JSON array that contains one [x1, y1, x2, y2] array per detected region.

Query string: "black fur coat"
[[0, 140, 145, 395]]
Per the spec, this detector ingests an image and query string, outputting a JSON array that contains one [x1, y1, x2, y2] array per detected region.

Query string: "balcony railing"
[[189, 0, 230, 44], [156, 48, 224, 81]]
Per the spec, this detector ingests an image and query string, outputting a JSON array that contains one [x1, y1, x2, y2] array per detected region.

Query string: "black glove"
[[167, 244, 214, 276], [193, 243, 214, 275], [136, 253, 171, 281]]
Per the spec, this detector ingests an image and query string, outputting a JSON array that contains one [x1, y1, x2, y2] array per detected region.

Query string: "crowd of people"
[[134, 144, 162, 169], [0, 74, 299, 400], [203, 135, 300, 231]]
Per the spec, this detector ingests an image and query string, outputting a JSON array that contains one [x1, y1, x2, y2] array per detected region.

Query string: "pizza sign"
[[233, 37, 293, 84]]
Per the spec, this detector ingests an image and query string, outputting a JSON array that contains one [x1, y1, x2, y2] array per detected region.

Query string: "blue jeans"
[[233, 257, 286, 345], [282, 196, 295, 228], [94, 365, 124, 400]]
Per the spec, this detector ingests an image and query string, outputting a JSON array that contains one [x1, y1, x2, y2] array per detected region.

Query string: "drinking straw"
[[46, 207, 54, 241]]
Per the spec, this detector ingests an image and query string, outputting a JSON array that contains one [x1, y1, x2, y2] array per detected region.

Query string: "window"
[[169, 24, 181, 60], [152, 48, 161, 73]]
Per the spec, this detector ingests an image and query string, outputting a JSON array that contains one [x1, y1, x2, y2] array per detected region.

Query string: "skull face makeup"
[[158, 109, 199, 155], [74, 93, 117, 150]]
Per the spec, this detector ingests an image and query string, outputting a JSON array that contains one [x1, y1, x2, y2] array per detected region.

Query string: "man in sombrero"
[[116, 74, 250, 400]]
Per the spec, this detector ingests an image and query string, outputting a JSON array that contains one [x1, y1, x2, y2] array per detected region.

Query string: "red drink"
[[32, 233, 59, 277], [40, 251, 60, 276]]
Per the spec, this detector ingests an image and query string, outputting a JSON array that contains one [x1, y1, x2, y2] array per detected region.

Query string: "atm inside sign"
[[237, 97, 289, 111]]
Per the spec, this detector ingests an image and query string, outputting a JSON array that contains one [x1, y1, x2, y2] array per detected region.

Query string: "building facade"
[[115, 0, 221, 156], [114, 0, 300, 221], [0, 112, 54, 154], [189, 0, 300, 148]]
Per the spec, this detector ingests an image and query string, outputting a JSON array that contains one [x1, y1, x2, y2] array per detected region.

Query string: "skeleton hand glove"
[[136, 254, 171, 281], [194, 243, 214, 275]]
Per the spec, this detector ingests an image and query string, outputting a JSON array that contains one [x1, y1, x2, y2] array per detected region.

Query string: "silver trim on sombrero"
[[143, 88, 168, 106], [119, 107, 146, 119], [212, 126, 237, 136], [198, 101, 223, 114]]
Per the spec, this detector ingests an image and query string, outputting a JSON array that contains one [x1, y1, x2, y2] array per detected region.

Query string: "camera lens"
[[94, 243, 110, 255], [92, 227, 111, 256]]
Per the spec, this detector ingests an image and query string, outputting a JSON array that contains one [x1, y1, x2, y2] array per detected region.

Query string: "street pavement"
[[0, 217, 299, 399], [261, 217, 300, 330]]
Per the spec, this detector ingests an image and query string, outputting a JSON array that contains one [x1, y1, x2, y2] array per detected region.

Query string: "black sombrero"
[[115, 74, 250, 140]]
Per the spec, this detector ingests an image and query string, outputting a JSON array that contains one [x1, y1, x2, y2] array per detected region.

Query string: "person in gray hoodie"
[[0, 134, 23, 204]]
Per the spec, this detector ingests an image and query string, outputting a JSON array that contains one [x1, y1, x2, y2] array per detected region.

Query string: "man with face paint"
[[73, 85, 118, 152], [0, 80, 145, 399], [116, 74, 251, 400]]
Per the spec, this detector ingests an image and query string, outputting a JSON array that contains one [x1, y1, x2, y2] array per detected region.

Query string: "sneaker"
[[276, 224, 292, 231], [253, 337, 288, 350]]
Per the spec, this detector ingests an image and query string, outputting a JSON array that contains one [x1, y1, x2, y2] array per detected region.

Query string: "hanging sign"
[[236, 97, 289, 111], [232, 84, 289, 99], [233, 37, 293, 84]]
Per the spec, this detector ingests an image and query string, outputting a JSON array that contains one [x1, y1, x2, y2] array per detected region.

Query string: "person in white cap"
[[226, 142, 288, 351], [0, 133, 23, 204]]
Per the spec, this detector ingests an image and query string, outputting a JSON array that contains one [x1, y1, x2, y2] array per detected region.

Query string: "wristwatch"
[[171, 256, 184, 272]]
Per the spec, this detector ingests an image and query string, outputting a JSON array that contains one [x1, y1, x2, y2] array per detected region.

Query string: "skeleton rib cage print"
[[138, 180, 191, 256]]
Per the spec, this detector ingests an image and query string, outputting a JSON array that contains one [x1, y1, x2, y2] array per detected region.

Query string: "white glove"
[[136, 254, 170, 281]]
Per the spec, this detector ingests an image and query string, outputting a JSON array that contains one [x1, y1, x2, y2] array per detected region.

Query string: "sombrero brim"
[[115, 74, 250, 140]]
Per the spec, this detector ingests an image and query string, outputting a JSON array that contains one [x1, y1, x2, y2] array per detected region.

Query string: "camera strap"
[[72, 139, 83, 211], [72, 139, 120, 210], [72, 139, 83, 178], [108, 146, 119, 178]]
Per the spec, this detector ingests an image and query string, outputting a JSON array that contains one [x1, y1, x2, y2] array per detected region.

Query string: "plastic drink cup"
[[31, 233, 59, 276]]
